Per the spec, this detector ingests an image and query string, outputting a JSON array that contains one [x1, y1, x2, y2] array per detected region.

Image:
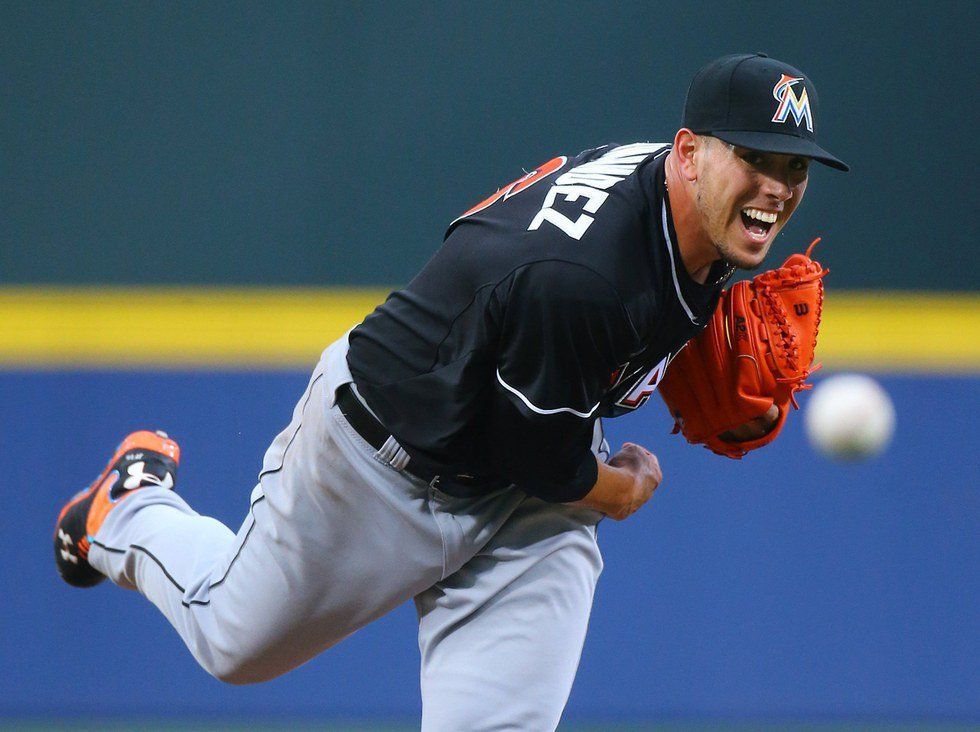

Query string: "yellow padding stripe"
[[817, 292, 979, 371], [0, 288, 977, 371], [0, 288, 387, 368]]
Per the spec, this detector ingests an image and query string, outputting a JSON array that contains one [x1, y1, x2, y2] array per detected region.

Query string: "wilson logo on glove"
[[657, 238, 828, 459]]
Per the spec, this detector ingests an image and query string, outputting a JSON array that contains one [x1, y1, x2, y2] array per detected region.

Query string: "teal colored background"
[[2, 1, 977, 289]]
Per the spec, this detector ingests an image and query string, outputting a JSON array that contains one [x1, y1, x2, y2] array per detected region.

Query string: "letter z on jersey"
[[528, 143, 668, 240]]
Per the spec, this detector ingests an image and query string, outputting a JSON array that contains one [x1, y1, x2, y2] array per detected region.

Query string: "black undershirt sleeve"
[[487, 260, 637, 502]]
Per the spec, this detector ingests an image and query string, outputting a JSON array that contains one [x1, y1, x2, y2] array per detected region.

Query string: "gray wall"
[[2, 1, 977, 289]]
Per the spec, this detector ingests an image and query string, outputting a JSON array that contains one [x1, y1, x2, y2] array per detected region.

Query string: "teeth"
[[743, 207, 778, 224]]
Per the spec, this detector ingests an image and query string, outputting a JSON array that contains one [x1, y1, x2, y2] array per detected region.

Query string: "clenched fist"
[[574, 443, 663, 520]]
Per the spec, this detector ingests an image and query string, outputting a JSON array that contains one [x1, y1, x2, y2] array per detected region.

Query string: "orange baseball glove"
[[657, 239, 828, 458]]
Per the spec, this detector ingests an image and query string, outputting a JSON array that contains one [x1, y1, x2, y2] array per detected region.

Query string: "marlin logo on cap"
[[771, 74, 813, 132]]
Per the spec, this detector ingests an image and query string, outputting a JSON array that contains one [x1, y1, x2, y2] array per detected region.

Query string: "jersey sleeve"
[[487, 260, 638, 502]]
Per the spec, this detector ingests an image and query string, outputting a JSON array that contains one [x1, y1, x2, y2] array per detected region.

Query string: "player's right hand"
[[574, 443, 662, 520]]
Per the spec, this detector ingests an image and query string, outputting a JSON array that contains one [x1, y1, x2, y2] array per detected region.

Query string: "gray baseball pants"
[[89, 335, 605, 731]]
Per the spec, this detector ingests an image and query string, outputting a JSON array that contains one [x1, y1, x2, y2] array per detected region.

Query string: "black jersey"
[[347, 143, 731, 502]]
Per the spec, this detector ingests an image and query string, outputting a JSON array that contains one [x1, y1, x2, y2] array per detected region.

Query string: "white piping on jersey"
[[496, 369, 600, 419], [350, 382, 384, 421], [661, 199, 698, 325]]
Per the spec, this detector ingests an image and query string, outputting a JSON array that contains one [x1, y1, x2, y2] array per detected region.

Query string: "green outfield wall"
[[2, 1, 976, 290]]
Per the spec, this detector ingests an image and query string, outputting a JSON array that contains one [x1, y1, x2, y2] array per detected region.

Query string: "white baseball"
[[804, 373, 896, 460]]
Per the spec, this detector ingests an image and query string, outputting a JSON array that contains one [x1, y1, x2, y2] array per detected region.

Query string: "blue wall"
[[3, 370, 976, 723]]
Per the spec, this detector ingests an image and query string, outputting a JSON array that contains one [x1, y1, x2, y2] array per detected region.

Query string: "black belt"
[[335, 383, 498, 498]]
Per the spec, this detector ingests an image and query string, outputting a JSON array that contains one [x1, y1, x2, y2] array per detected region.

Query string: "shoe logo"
[[57, 528, 78, 564], [123, 461, 174, 491]]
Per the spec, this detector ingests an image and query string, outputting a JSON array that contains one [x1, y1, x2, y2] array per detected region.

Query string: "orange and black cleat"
[[54, 430, 180, 588]]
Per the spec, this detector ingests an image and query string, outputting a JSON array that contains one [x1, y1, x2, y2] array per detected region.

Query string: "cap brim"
[[710, 130, 850, 172]]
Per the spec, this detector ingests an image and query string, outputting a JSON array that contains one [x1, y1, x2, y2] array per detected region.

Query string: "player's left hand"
[[719, 404, 779, 442], [657, 239, 828, 459]]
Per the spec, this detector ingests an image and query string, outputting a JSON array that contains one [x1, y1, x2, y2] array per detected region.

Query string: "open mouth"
[[740, 207, 777, 240]]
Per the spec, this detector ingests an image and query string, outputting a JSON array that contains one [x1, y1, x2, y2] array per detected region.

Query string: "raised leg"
[[87, 343, 448, 683]]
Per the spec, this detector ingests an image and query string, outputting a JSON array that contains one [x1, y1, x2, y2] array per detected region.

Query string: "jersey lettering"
[[527, 185, 608, 239], [615, 354, 672, 410], [528, 143, 668, 240], [451, 156, 567, 226]]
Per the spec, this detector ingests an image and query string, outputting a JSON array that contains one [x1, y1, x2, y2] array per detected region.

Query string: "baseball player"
[[53, 53, 847, 730]]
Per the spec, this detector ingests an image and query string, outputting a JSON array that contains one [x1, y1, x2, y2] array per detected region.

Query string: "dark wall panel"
[[1, 2, 977, 289]]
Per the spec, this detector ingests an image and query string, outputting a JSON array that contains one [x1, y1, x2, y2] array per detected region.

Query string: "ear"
[[672, 128, 700, 182]]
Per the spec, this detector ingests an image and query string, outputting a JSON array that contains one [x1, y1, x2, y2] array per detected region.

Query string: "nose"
[[761, 170, 793, 202]]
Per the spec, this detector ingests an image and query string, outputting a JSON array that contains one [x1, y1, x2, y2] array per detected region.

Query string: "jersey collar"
[[656, 157, 732, 325]]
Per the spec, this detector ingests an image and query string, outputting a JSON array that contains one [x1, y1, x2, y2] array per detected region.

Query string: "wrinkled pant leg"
[[416, 498, 603, 731]]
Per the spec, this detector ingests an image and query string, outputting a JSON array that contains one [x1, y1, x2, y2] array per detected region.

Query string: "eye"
[[789, 157, 810, 172], [742, 151, 764, 166]]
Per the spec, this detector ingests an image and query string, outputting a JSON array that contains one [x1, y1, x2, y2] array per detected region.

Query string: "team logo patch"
[[771, 74, 813, 132]]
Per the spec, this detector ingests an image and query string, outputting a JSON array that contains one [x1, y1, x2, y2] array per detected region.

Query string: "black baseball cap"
[[683, 53, 849, 172]]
